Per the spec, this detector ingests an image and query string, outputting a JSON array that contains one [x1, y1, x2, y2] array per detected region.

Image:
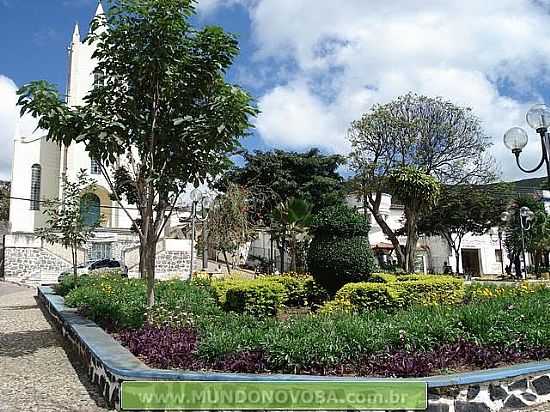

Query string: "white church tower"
[[5, 2, 194, 282]]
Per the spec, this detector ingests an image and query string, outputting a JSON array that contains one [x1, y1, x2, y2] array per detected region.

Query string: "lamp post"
[[185, 189, 215, 280], [501, 206, 535, 280], [504, 104, 550, 188], [489, 227, 505, 275]]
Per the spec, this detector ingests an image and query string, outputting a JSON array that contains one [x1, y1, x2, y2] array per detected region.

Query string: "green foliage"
[[320, 275, 464, 314], [368, 273, 398, 283], [388, 166, 441, 211], [349, 93, 496, 272], [197, 289, 550, 369], [223, 279, 287, 318], [64, 275, 220, 330], [419, 183, 512, 274], [503, 196, 550, 273], [55, 270, 124, 296], [260, 275, 329, 308], [218, 148, 346, 225], [324, 282, 399, 314], [393, 275, 465, 306], [36, 171, 100, 276], [207, 184, 256, 273], [307, 204, 376, 293], [18, 0, 257, 306], [270, 197, 313, 272], [65, 276, 147, 329]]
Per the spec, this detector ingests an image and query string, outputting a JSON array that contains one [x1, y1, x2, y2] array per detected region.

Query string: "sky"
[[2, 0, 550, 182]]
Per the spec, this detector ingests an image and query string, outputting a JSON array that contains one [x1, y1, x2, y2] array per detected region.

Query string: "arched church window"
[[80, 193, 101, 226], [30, 164, 41, 210]]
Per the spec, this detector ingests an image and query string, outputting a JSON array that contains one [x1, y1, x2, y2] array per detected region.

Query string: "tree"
[[419, 183, 511, 274], [503, 195, 550, 277], [36, 171, 100, 277], [207, 184, 255, 274], [349, 93, 496, 271], [17, 0, 256, 307], [218, 148, 346, 225], [388, 166, 440, 273], [270, 198, 313, 272], [0, 181, 10, 222]]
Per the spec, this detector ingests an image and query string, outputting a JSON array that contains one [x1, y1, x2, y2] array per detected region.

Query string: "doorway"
[[461, 249, 481, 275]]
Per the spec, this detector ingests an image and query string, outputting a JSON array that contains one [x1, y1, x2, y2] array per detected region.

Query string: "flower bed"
[[59, 274, 550, 377]]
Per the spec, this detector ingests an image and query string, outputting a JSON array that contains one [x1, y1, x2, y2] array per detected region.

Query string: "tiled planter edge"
[[38, 286, 550, 411]]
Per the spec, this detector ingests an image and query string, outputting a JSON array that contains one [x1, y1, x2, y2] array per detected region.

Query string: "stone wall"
[[428, 375, 550, 411], [4, 247, 71, 278]]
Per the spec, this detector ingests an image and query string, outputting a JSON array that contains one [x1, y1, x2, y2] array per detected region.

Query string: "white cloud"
[[210, 0, 550, 180], [0, 76, 18, 180]]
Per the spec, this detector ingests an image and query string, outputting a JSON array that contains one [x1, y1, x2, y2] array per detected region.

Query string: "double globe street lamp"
[[500, 206, 535, 280], [504, 104, 550, 187], [181, 188, 216, 279]]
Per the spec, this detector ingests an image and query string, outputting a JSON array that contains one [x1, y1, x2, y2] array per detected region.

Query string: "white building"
[[4, 3, 194, 282], [349, 191, 550, 276]]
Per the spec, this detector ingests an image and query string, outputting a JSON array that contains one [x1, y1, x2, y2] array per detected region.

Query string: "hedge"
[[223, 279, 287, 318], [320, 274, 465, 314]]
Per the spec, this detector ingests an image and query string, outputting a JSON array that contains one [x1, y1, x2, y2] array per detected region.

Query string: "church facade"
[[5, 3, 194, 283]]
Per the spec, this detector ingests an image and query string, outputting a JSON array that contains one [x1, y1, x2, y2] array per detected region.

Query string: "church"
[[4, 3, 194, 283]]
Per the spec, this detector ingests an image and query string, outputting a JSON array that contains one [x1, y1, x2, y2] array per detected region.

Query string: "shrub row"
[[209, 275, 329, 317], [321, 275, 464, 314]]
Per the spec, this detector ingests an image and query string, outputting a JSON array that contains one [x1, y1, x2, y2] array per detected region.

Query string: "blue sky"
[[2, 0, 550, 181]]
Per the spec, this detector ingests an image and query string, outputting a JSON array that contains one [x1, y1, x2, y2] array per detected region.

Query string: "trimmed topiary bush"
[[393, 275, 465, 306], [223, 279, 287, 318], [320, 282, 399, 314], [307, 204, 377, 293]]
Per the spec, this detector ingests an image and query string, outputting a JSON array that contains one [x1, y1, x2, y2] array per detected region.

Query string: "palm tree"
[[271, 198, 313, 272]]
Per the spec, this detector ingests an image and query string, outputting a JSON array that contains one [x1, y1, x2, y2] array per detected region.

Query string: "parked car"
[[57, 259, 128, 282]]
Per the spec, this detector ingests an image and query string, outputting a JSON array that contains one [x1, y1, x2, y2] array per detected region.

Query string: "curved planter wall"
[[38, 286, 550, 411]]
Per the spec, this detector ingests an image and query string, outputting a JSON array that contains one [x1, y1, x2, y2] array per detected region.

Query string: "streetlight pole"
[[183, 189, 215, 280], [501, 207, 534, 280], [504, 104, 550, 189]]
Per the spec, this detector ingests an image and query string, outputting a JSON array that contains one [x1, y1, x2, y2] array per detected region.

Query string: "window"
[[495, 249, 503, 263], [90, 157, 101, 175], [80, 193, 101, 226], [89, 243, 112, 261], [30, 164, 41, 210]]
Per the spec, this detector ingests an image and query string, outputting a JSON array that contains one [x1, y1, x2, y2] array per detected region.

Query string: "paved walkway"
[[0, 281, 111, 412]]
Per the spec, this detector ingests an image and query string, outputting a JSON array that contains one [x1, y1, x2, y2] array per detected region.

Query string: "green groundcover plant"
[[60, 275, 550, 377]]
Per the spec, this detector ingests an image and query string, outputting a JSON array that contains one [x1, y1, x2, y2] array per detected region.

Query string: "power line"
[[5, 195, 189, 212]]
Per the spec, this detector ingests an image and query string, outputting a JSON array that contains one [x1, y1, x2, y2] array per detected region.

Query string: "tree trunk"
[[454, 246, 461, 275], [222, 250, 232, 274], [72, 242, 78, 277], [280, 238, 286, 273], [371, 210, 405, 268], [404, 209, 418, 273], [143, 232, 156, 308]]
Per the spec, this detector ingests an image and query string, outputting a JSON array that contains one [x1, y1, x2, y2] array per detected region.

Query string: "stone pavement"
[[0, 281, 111, 412]]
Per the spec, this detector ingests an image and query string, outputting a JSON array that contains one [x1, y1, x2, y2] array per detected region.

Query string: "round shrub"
[[307, 205, 377, 293]]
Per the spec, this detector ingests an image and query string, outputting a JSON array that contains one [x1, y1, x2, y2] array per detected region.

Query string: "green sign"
[[121, 380, 427, 410]]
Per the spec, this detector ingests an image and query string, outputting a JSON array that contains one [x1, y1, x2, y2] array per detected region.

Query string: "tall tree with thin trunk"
[[418, 183, 511, 274], [207, 184, 255, 273], [348, 93, 496, 272], [17, 0, 256, 307], [36, 171, 100, 277], [388, 166, 440, 272]]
